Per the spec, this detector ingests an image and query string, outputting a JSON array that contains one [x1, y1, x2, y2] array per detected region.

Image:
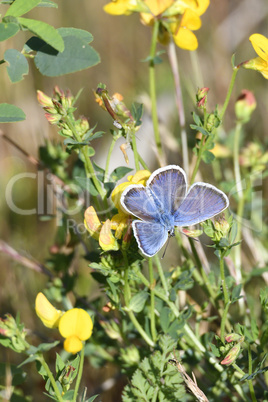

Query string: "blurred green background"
[[0, 0, 267, 400]]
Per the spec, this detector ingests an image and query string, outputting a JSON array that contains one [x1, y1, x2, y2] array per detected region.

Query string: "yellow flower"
[[243, 34, 268, 79], [104, 0, 210, 51], [170, 0, 210, 51], [59, 309, 93, 354], [84, 206, 119, 251], [103, 0, 141, 15], [35, 293, 93, 354], [35, 292, 62, 328], [99, 219, 120, 251]]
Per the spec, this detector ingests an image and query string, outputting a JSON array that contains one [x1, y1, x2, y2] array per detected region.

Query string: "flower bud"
[[44, 113, 61, 125], [196, 87, 209, 108], [37, 90, 53, 107], [100, 320, 122, 340], [181, 228, 203, 238], [79, 116, 90, 134], [225, 333, 244, 343], [235, 90, 256, 123], [120, 345, 140, 365], [214, 216, 230, 237], [221, 344, 241, 366], [206, 113, 220, 132]]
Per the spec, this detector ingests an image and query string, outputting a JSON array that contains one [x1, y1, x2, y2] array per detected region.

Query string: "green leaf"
[[75, 176, 99, 196], [231, 284, 242, 303], [201, 150, 215, 164], [131, 102, 143, 127], [190, 124, 210, 136], [85, 395, 99, 402], [0, 103, 25, 122], [55, 353, 65, 372], [192, 112, 202, 126], [38, 0, 58, 7], [34, 35, 100, 76], [5, 0, 41, 17], [0, 22, 19, 41], [4, 49, 29, 82], [17, 17, 64, 52], [160, 306, 172, 333], [110, 166, 133, 182], [62, 390, 74, 400], [129, 291, 148, 313], [58, 27, 93, 43]]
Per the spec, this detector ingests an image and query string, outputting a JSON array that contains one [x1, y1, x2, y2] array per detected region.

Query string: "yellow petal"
[[249, 33, 268, 62], [63, 335, 83, 354], [181, 9, 201, 30], [191, 0, 210, 16], [144, 0, 173, 15], [59, 308, 93, 340], [243, 56, 268, 79], [103, 0, 132, 15], [129, 170, 151, 184], [111, 213, 129, 239], [35, 292, 62, 329], [173, 27, 198, 50], [84, 206, 102, 240], [99, 220, 120, 251]]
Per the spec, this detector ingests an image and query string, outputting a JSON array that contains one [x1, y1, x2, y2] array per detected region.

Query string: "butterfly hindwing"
[[147, 165, 187, 215], [132, 220, 168, 257], [174, 183, 229, 227]]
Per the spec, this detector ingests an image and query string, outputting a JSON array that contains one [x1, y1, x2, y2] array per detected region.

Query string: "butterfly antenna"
[[161, 236, 171, 259]]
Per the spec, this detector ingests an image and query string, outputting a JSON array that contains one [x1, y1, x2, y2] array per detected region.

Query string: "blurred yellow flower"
[[84, 206, 119, 251], [103, 0, 140, 15], [35, 292, 62, 329], [59, 309, 93, 354], [104, 0, 210, 50], [35, 294, 93, 354], [243, 34, 268, 79]]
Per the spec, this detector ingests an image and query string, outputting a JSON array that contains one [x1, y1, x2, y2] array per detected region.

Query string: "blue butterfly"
[[120, 165, 229, 257]]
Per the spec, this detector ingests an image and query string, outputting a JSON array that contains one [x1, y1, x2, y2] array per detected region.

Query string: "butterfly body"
[[121, 165, 229, 257]]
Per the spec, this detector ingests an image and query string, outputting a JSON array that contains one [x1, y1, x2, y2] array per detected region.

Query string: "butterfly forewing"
[[132, 220, 168, 257], [174, 183, 229, 227], [147, 166, 187, 215], [121, 185, 161, 222]]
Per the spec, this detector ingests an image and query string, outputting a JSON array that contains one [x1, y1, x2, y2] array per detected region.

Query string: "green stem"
[[167, 40, 189, 177], [65, 117, 105, 199], [149, 19, 163, 162], [104, 136, 117, 182], [233, 121, 243, 198], [154, 254, 168, 296], [72, 346, 85, 402], [219, 67, 239, 121], [220, 301, 231, 342], [148, 258, 157, 342], [188, 238, 216, 304], [123, 253, 155, 347], [248, 345, 257, 402], [131, 132, 140, 171], [190, 134, 205, 185], [138, 154, 150, 170], [233, 120, 246, 314], [220, 251, 229, 306], [232, 363, 246, 376], [39, 354, 63, 402]]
